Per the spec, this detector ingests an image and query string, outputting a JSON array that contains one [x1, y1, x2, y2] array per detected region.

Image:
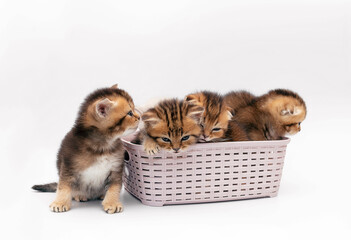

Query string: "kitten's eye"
[[212, 128, 221, 132], [298, 122, 301, 126], [161, 137, 171, 142], [181, 136, 190, 141], [200, 123, 204, 128], [127, 111, 133, 116]]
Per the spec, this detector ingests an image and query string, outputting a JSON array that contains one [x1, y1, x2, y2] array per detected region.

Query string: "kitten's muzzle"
[[199, 135, 211, 142]]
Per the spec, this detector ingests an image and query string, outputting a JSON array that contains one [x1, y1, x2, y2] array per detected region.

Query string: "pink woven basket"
[[122, 134, 290, 207]]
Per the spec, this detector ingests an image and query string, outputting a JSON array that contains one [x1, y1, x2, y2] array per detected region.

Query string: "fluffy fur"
[[224, 89, 307, 140], [134, 99, 204, 154], [185, 91, 249, 142], [32, 85, 140, 213]]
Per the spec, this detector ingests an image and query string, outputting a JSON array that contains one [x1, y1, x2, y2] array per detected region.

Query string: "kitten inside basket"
[[132, 99, 203, 154], [133, 89, 306, 155]]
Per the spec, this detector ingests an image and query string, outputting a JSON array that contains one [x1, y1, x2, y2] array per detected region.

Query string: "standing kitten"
[[32, 85, 140, 213], [185, 91, 249, 142], [225, 89, 306, 140], [134, 99, 204, 155]]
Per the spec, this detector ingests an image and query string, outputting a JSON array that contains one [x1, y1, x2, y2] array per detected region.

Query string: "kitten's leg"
[[49, 180, 72, 212], [73, 195, 88, 202], [143, 136, 160, 155], [102, 171, 123, 214]]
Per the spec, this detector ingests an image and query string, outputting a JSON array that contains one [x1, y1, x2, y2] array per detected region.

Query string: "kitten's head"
[[142, 99, 203, 153], [78, 84, 140, 138], [185, 91, 233, 142], [261, 89, 307, 136], [280, 105, 306, 135]]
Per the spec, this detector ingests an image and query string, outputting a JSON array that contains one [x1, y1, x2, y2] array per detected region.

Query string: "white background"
[[1, 0, 350, 239]]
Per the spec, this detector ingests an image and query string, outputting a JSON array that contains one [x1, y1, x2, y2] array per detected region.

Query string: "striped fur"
[[136, 99, 203, 154], [185, 91, 249, 142]]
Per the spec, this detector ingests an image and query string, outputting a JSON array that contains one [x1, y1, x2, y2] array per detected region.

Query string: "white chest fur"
[[80, 155, 122, 190]]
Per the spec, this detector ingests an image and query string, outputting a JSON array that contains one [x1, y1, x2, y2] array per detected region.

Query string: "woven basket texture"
[[122, 134, 290, 206]]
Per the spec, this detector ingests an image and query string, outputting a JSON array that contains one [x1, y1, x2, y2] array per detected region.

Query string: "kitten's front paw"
[[50, 200, 71, 212], [144, 142, 160, 155], [102, 201, 123, 214]]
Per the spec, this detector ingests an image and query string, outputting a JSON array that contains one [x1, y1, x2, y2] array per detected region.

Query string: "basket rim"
[[121, 132, 290, 153]]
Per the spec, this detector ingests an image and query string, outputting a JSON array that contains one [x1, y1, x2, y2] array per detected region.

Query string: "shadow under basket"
[[122, 134, 290, 207]]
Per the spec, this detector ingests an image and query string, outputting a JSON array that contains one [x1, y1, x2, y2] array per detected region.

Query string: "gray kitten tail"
[[32, 182, 57, 192]]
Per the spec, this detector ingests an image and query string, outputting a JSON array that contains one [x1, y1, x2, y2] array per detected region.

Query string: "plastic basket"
[[122, 134, 290, 207]]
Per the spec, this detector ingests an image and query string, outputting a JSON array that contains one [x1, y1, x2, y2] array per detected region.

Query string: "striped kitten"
[[32, 85, 140, 213], [134, 99, 204, 154], [185, 91, 249, 142], [224, 89, 307, 140]]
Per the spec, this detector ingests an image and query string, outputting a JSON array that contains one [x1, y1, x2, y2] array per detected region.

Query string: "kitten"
[[134, 99, 204, 155], [32, 85, 140, 213], [185, 91, 249, 142], [257, 89, 307, 136], [225, 89, 307, 140]]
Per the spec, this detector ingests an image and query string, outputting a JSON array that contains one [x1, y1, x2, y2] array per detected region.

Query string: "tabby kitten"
[[224, 89, 306, 141], [185, 91, 249, 142], [134, 99, 204, 155], [32, 85, 140, 213]]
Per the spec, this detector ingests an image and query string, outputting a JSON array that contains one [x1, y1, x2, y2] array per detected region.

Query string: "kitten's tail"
[[32, 182, 57, 192]]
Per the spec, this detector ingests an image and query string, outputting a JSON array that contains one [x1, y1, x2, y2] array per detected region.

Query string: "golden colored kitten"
[[185, 91, 248, 142], [257, 89, 307, 135], [224, 89, 307, 140], [32, 85, 140, 213], [135, 99, 204, 154]]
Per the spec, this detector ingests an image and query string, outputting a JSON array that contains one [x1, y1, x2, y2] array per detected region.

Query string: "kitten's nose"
[[173, 148, 180, 153], [203, 134, 208, 139]]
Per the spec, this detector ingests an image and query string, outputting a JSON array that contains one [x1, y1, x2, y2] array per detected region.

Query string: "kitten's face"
[[142, 100, 203, 153], [185, 92, 232, 142], [86, 94, 140, 138], [282, 112, 305, 135], [284, 122, 301, 135]]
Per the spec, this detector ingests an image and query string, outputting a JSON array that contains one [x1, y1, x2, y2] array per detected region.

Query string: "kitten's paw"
[[144, 142, 160, 155], [102, 201, 123, 214], [49, 201, 71, 212], [73, 196, 88, 202]]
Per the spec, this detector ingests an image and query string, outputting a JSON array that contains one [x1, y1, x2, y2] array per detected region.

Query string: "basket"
[[122, 134, 290, 207]]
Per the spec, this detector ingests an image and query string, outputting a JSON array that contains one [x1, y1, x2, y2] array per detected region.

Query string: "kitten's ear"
[[281, 106, 302, 116], [188, 105, 204, 122], [184, 93, 203, 106], [226, 107, 234, 119], [142, 110, 160, 125], [96, 98, 114, 118], [111, 84, 118, 89]]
